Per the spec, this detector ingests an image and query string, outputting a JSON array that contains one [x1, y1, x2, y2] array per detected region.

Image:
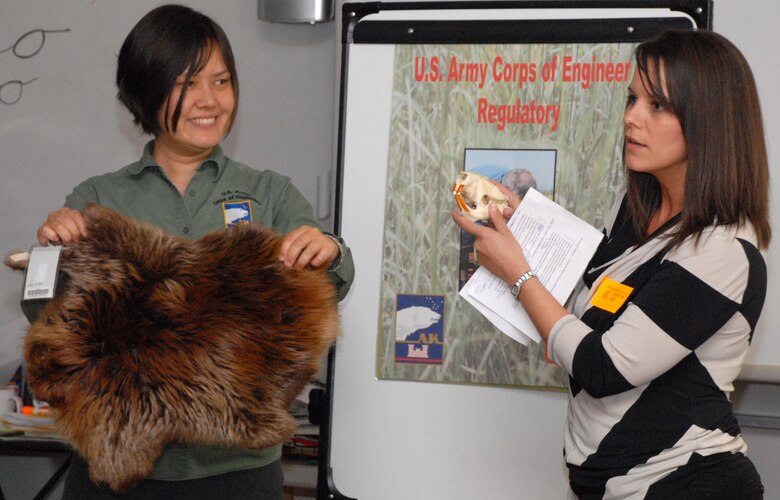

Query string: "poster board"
[[325, 2, 709, 498]]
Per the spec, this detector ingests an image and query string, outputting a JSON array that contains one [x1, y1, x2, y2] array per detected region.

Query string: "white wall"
[[713, 0, 780, 495], [716, 0, 780, 382]]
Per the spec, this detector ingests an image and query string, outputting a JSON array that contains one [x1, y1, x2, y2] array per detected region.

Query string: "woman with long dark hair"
[[454, 29, 768, 499]]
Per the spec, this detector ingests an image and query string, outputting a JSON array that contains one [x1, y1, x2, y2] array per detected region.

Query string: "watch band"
[[510, 270, 535, 298]]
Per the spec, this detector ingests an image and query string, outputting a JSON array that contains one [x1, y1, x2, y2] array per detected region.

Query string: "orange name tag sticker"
[[590, 277, 634, 313]]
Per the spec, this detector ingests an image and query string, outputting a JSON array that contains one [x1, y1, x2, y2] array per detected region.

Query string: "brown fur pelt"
[[15, 203, 339, 492]]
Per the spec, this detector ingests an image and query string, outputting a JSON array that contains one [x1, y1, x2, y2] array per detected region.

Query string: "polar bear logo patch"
[[223, 201, 253, 227]]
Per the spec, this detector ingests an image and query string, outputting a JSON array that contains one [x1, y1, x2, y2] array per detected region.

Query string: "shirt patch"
[[222, 200, 253, 227], [590, 276, 634, 313]]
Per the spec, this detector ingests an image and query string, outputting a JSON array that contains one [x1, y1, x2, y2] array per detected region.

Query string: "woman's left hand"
[[451, 203, 529, 287], [279, 225, 340, 269]]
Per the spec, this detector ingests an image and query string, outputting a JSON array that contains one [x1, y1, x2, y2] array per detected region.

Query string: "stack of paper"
[[459, 188, 603, 345], [1, 411, 54, 429]]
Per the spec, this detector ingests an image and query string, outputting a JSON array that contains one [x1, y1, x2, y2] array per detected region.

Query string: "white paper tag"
[[23, 245, 62, 300]]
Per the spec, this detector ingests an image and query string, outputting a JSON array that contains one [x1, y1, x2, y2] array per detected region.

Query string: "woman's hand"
[[452, 198, 568, 342], [279, 225, 340, 269], [37, 207, 88, 246], [451, 202, 529, 287]]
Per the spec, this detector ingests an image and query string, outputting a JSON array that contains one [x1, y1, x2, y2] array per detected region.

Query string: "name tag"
[[590, 277, 633, 313], [23, 246, 62, 301]]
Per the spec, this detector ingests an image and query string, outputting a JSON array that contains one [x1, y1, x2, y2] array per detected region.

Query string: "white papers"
[[459, 188, 603, 344]]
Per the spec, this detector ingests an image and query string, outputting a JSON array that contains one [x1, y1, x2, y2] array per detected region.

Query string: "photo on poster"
[[458, 148, 557, 289], [394, 294, 445, 365]]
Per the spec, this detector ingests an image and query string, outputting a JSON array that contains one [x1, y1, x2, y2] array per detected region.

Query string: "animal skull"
[[452, 171, 509, 221]]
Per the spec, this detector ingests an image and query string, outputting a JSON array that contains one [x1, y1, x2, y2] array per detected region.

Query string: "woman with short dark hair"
[[32, 5, 354, 499]]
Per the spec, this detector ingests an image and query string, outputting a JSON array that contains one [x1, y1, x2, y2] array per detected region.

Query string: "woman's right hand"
[[37, 207, 87, 246]]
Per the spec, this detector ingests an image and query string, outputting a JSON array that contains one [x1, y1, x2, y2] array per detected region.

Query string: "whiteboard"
[[329, 2, 718, 498], [0, 0, 338, 382], [334, 42, 567, 499]]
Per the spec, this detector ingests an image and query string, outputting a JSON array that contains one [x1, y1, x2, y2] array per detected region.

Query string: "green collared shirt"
[[32, 141, 354, 481], [65, 142, 353, 300]]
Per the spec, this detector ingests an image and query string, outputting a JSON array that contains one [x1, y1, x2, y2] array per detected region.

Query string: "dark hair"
[[627, 29, 770, 249], [116, 4, 239, 137]]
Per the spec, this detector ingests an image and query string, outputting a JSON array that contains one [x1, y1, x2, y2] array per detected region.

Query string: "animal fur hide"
[[8, 203, 339, 492]]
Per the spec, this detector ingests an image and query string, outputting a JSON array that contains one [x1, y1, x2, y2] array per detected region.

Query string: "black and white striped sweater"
[[548, 195, 767, 499]]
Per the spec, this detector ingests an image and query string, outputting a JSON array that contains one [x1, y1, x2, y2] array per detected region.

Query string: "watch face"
[[511, 271, 533, 297]]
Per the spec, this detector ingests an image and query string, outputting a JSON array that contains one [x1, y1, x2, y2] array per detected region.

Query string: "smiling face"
[[154, 45, 236, 159], [623, 64, 688, 187]]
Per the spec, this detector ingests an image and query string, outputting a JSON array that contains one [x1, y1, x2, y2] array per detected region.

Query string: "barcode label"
[[23, 245, 62, 301]]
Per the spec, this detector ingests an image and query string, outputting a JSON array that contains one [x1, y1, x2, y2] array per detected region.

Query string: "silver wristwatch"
[[510, 270, 535, 298]]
